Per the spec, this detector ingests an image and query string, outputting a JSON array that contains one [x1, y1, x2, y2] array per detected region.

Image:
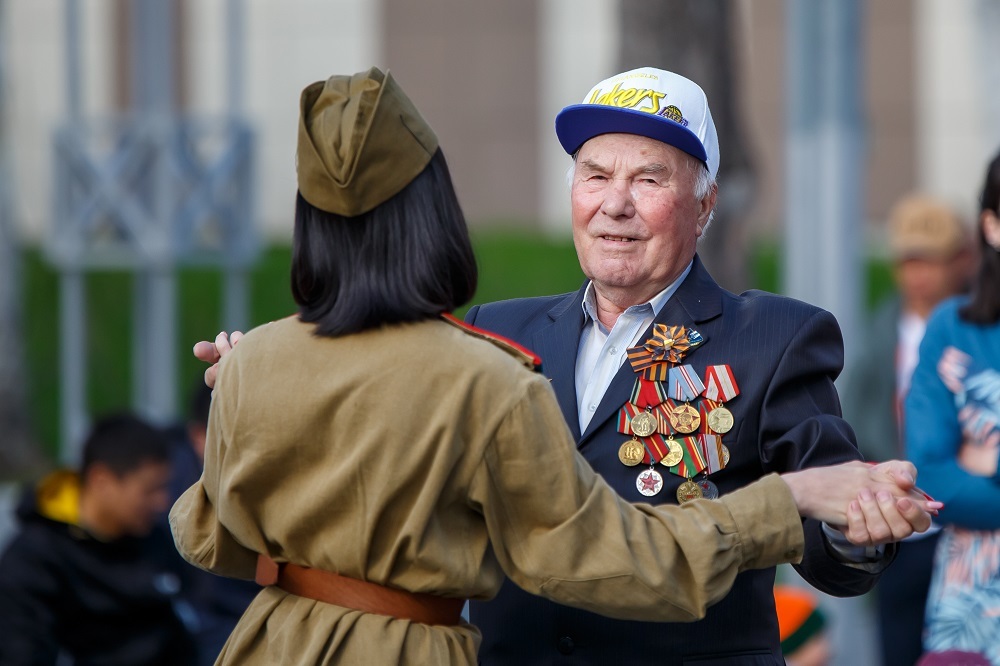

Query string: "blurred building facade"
[[5, 0, 999, 241]]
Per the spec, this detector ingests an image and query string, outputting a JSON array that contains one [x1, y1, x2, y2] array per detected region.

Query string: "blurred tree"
[[0, 1, 43, 479], [619, 0, 756, 291]]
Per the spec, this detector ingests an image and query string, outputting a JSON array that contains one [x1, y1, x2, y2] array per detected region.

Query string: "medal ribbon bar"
[[703, 364, 739, 402], [616, 403, 644, 435], [668, 364, 705, 402], [668, 436, 708, 478], [699, 434, 725, 474], [629, 378, 668, 408], [699, 399, 717, 423], [644, 432, 671, 464]]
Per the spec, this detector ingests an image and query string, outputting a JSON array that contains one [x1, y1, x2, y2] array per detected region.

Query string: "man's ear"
[[697, 183, 718, 235]]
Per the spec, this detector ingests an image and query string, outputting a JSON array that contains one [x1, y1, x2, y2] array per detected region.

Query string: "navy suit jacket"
[[466, 256, 889, 665]]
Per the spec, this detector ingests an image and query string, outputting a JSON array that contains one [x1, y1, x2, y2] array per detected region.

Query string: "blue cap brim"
[[555, 104, 708, 165]]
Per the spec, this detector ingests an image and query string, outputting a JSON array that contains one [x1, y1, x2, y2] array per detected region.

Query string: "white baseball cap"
[[555, 67, 720, 179]]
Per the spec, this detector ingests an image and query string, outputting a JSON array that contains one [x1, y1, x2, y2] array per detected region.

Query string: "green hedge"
[[20, 232, 894, 459]]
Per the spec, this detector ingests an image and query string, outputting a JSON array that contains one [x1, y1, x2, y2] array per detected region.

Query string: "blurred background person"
[[165, 382, 212, 505], [907, 150, 1000, 664], [917, 650, 991, 666], [775, 585, 831, 666], [845, 194, 973, 464], [0, 413, 197, 666], [842, 193, 972, 666], [164, 382, 258, 666]]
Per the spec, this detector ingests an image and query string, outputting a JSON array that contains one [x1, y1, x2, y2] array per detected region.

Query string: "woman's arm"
[[906, 307, 1000, 529]]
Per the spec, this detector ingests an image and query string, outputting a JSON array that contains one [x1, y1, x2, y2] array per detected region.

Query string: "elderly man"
[[463, 67, 895, 664]]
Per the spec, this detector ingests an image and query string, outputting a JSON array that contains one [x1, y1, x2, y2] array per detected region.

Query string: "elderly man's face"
[[571, 133, 714, 305]]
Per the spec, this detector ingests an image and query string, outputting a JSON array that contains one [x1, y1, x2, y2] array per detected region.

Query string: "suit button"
[[558, 636, 574, 655]]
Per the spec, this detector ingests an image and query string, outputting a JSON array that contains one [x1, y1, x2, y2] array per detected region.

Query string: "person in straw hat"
[[173, 68, 936, 665]]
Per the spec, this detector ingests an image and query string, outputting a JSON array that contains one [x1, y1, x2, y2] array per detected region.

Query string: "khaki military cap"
[[297, 67, 439, 217]]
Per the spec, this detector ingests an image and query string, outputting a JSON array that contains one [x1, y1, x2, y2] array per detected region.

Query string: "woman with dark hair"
[[170, 68, 934, 665], [907, 151, 1000, 664], [290, 152, 477, 338]]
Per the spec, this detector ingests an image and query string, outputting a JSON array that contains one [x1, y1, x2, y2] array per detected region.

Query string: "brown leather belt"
[[255, 555, 464, 626]]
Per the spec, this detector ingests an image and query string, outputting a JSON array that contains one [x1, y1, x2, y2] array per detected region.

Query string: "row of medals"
[[619, 401, 733, 502]]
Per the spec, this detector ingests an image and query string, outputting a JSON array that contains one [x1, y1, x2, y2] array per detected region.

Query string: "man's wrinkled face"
[[570, 133, 714, 302]]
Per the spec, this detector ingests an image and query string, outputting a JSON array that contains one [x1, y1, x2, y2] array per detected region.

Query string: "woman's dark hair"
[[959, 151, 1000, 324], [291, 148, 478, 336]]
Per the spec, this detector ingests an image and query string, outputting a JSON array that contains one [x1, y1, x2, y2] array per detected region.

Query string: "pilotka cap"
[[297, 67, 439, 217]]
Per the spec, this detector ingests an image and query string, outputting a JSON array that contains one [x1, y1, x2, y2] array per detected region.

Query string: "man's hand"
[[781, 460, 943, 546], [194, 331, 243, 388]]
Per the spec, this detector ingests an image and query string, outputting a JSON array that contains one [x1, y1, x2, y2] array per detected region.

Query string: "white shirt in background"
[[897, 311, 927, 400]]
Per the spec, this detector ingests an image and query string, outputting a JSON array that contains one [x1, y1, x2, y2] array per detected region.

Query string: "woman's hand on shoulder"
[[193, 331, 244, 388]]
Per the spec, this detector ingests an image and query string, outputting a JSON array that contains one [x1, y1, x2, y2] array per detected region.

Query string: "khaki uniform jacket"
[[170, 316, 806, 665]]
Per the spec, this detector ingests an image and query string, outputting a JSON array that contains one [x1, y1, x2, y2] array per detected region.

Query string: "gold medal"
[[618, 438, 645, 467], [721, 444, 731, 466], [661, 437, 684, 467], [630, 410, 657, 438], [676, 479, 703, 503], [668, 403, 701, 434], [636, 468, 664, 497], [707, 406, 734, 434]]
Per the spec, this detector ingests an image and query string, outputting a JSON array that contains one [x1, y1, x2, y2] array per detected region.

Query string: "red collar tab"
[[441, 313, 543, 372]]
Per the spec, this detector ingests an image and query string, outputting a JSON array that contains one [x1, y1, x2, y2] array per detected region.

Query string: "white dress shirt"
[[575, 263, 692, 433]]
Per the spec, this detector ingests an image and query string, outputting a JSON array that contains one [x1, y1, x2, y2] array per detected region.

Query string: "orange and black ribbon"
[[626, 324, 704, 381]]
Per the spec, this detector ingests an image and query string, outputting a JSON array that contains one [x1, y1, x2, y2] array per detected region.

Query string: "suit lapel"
[[579, 256, 724, 446], [531, 288, 587, 442]]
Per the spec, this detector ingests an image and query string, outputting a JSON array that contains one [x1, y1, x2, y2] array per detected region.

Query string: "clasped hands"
[[195, 332, 942, 548], [781, 461, 941, 547]]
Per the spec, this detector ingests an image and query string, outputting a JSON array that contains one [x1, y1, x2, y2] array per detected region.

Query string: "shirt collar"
[[580, 260, 694, 326]]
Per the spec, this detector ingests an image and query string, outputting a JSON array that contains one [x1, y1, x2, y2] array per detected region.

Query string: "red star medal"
[[636, 468, 664, 497]]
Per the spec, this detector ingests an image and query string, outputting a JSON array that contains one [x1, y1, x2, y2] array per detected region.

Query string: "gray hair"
[[690, 160, 717, 233]]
